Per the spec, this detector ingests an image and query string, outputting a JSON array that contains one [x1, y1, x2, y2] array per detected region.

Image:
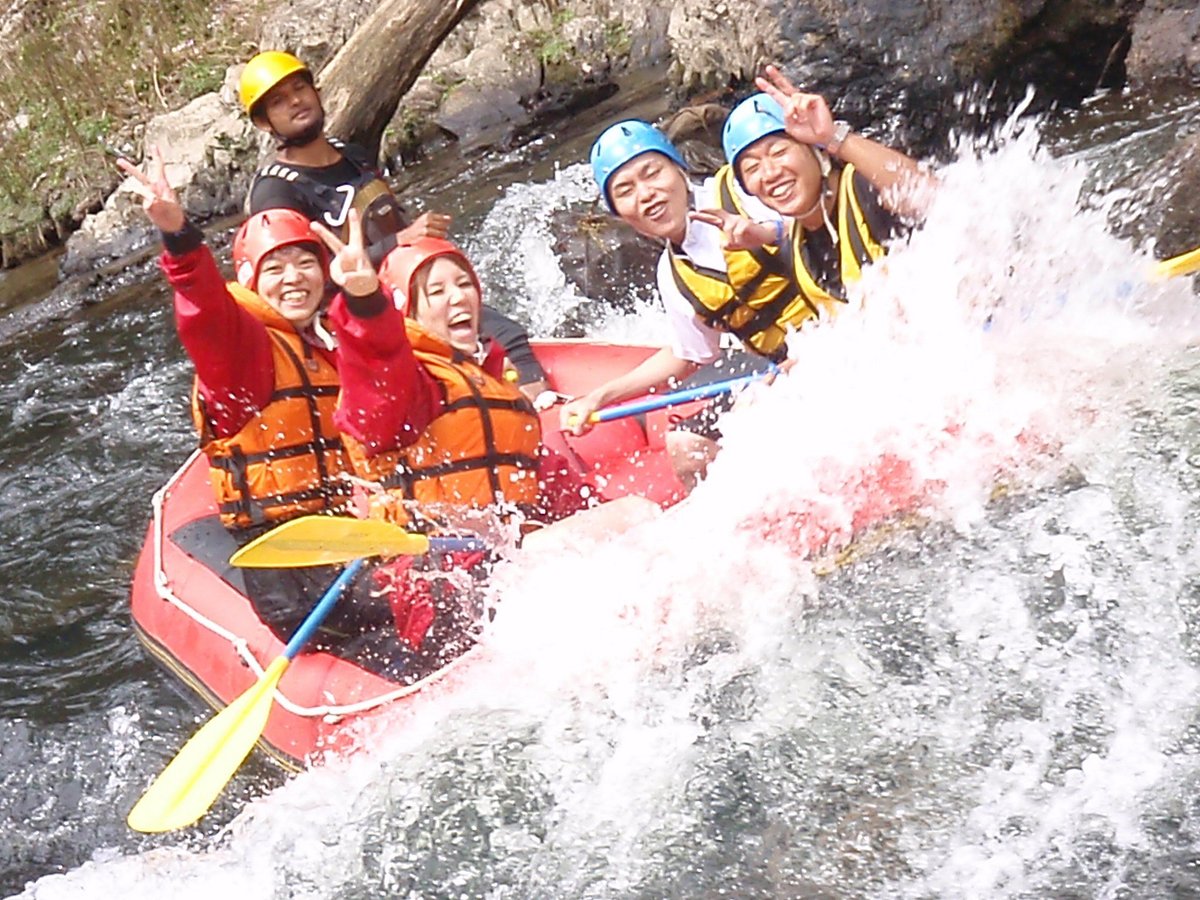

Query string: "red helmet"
[[232, 209, 328, 290], [378, 238, 481, 314]]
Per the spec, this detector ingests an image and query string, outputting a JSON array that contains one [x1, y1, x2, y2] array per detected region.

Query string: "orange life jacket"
[[345, 322, 542, 518], [192, 283, 351, 528]]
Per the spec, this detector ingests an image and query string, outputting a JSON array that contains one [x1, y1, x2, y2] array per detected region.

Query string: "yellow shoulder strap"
[[788, 220, 842, 308], [836, 163, 886, 284], [714, 164, 752, 217]]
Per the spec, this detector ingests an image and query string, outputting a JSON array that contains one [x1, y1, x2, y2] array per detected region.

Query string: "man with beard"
[[238, 51, 551, 400]]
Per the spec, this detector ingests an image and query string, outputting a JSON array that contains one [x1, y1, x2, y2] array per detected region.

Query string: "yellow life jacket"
[[192, 283, 351, 529], [667, 164, 817, 361], [787, 161, 887, 301], [344, 322, 542, 519], [669, 163, 887, 360]]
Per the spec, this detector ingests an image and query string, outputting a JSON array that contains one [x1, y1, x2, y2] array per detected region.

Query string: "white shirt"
[[657, 177, 782, 364]]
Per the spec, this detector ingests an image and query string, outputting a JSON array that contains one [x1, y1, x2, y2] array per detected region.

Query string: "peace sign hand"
[[689, 208, 779, 250], [754, 64, 836, 148], [117, 145, 185, 233], [310, 209, 380, 298]]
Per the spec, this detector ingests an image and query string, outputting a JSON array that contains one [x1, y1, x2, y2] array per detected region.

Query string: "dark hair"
[[261, 240, 324, 267]]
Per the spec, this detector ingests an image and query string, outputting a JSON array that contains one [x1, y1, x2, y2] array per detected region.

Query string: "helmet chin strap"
[[794, 147, 838, 245], [793, 187, 826, 220]]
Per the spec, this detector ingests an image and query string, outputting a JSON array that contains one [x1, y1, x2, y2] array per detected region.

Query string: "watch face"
[[829, 121, 851, 153]]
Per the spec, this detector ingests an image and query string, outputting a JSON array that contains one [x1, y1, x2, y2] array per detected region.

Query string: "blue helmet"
[[722, 93, 787, 185], [590, 120, 687, 213]]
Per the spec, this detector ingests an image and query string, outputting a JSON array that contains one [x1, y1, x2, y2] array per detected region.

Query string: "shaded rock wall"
[[1127, 0, 1200, 87], [38, 0, 1200, 279]]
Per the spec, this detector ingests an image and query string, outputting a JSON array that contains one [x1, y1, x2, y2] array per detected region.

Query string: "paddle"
[[1154, 245, 1200, 280], [229, 515, 486, 569], [127, 558, 365, 834], [568, 368, 777, 428]]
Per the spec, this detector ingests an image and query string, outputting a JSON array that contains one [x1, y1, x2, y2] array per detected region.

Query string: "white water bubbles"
[[21, 105, 1200, 900], [467, 161, 671, 346], [883, 469, 1200, 898]]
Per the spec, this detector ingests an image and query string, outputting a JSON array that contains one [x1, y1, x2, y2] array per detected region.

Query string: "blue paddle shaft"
[[283, 558, 365, 659], [280, 539, 481, 658], [594, 369, 774, 422], [429, 536, 487, 553]]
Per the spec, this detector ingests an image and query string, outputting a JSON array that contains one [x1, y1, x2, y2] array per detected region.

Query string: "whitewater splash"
[[21, 120, 1200, 899]]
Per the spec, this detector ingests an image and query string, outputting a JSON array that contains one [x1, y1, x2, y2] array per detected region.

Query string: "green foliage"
[[536, 31, 572, 67], [0, 0, 257, 254], [384, 106, 428, 159], [604, 19, 632, 58], [431, 71, 467, 94], [528, 8, 582, 68], [77, 115, 113, 146], [176, 60, 226, 98]]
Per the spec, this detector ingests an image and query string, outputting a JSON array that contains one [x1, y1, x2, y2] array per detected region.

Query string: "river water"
[[3, 74, 1200, 898]]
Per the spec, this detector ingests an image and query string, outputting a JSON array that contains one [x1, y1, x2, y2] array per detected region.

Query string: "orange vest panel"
[[192, 284, 351, 528]]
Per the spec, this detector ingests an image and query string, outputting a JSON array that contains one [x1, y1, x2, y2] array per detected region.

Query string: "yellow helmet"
[[238, 51, 311, 117]]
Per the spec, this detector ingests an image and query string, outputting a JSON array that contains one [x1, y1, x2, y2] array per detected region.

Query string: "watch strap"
[[826, 120, 852, 156]]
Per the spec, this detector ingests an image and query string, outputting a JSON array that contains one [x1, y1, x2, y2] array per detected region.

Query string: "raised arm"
[[314, 211, 439, 453], [558, 346, 699, 436], [756, 65, 935, 219], [120, 147, 274, 435]]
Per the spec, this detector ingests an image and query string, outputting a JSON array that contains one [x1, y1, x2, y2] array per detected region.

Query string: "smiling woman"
[[232, 211, 330, 329], [252, 245, 326, 322], [333, 234, 550, 518], [380, 237, 484, 354], [115, 149, 356, 534], [115, 145, 431, 542]]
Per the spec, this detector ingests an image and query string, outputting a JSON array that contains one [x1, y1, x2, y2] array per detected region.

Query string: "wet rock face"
[[768, 0, 1139, 152], [258, 0, 378, 72], [667, 0, 779, 92], [1133, 133, 1200, 260], [199, 0, 1177, 179], [663, 103, 728, 178], [1127, 0, 1200, 88], [384, 2, 669, 162], [549, 206, 662, 319]]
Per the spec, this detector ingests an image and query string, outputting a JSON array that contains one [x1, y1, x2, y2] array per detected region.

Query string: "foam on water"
[[468, 162, 673, 345], [18, 116, 1200, 898]]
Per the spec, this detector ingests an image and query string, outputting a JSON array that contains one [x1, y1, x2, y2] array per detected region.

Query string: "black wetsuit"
[[248, 140, 547, 386]]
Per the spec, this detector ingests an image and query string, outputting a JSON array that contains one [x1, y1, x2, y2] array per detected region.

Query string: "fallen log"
[[318, 0, 481, 160]]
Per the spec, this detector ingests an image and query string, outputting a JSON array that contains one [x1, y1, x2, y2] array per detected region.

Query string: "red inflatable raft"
[[130, 341, 696, 771]]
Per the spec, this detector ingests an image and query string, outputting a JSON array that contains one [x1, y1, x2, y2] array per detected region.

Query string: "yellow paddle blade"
[[126, 656, 290, 834], [1153, 246, 1200, 281], [229, 516, 432, 568]]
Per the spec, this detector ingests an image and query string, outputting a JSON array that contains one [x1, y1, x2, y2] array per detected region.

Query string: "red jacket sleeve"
[[536, 448, 590, 520], [160, 244, 276, 438], [328, 291, 440, 454]]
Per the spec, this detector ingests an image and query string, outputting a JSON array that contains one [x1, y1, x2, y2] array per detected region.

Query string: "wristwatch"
[[825, 120, 852, 156]]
